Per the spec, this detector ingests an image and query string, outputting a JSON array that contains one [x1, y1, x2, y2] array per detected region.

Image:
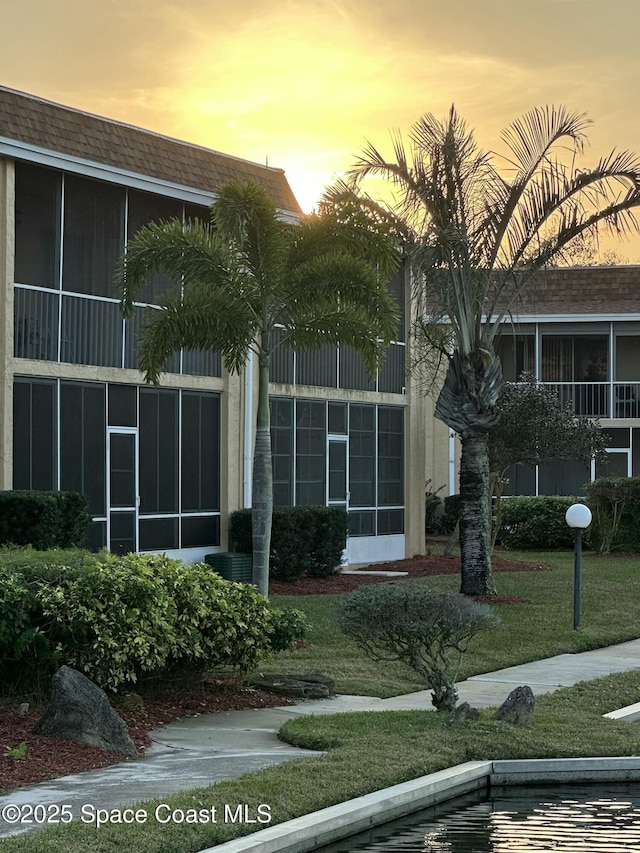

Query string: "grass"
[[2, 670, 639, 852], [1, 550, 639, 852], [264, 550, 640, 696]]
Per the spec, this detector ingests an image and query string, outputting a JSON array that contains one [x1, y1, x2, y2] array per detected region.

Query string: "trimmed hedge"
[[0, 491, 91, 549], [229, 507, 347, 582], [0, 549, 305, 694], [444, 494, 584, 550], [495, 496, 581, 550], [584, 477, 640, 553]]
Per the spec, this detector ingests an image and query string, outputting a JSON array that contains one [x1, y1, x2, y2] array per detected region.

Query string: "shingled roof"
[[517, 266, 640, 316], [0, 85, 302, 214]]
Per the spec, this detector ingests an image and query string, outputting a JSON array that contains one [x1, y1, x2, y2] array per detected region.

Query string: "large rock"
[[33, 666, 138, 757], [250, 672, 336, 699], [445, 702, 480, 726], [494, 685, 535, 726]]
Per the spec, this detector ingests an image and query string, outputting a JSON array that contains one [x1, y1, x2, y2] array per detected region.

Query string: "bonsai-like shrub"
[[339, 583, 497, 711]]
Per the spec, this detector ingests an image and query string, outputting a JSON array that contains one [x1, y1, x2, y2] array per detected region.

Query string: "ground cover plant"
[[1, 671, 639, 852]]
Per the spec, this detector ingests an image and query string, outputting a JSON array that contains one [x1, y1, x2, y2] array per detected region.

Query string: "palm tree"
[[116, 180, 400, 596], [335, 105, 640, 595]]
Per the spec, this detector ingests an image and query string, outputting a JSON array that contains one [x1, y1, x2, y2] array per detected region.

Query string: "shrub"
[[0, 550, 288, 693], [495, 496, 581, 550], [267, 607, 309, 652], [339, 583, 497, 711], [584, 477, 640, 553], [0, 491, 91, 549], [229, 507, 347, 581]]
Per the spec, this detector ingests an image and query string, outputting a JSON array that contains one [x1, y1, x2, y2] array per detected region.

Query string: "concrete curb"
[[203, 757, 640, 853], [604, 701, 640, 722], [197, 761, 490, 853]]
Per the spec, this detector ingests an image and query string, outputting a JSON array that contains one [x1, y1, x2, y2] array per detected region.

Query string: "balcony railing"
[[542, 382, 640, 419]]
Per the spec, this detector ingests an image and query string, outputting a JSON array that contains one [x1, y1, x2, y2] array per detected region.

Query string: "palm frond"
[[116, 218, 240, 316], [136, 284, 257, 384], [212, 180, 289, 292]]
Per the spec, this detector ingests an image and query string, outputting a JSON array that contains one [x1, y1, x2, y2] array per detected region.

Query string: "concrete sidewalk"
[[1, 639, 639, 838]]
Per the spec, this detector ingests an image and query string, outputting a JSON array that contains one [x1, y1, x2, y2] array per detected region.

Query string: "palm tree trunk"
[[251, 353, 272, 596], [458, 429, 496, 596]]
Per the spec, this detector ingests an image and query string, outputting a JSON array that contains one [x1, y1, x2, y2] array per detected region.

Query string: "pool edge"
[[202, 756, 640, 853]]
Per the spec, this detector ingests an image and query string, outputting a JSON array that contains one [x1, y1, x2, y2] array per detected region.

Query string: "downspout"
[[243, 350, 253, 508]]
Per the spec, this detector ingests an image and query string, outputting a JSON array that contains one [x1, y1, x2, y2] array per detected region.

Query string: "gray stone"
[[445, 702, 480, 726], [494, 685, 535, 726], [32, 666, 138, 757], [250, 672, 336, 699]]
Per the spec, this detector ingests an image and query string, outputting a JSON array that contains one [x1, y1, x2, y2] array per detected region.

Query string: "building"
[[0, 86, 434, 564], [495, 266, 640, 496]]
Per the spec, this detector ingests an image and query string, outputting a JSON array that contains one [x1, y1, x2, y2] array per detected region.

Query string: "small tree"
[[488, 375, 607, 546], [116, 180, 399, 596], [339, 583, 497, 711]]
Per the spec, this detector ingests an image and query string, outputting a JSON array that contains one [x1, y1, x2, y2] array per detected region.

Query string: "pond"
[[316, 783, 640, 851]]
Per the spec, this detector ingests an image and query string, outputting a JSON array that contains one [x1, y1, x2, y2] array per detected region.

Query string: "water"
[[317, 784, 640, 852]]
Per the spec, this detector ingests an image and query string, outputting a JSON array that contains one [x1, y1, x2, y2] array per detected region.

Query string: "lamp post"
[[565, 503, 592, 631]]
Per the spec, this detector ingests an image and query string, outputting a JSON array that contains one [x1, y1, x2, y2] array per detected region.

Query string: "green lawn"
[[1, 551, 639, 852], [265, 550, 640, 696]]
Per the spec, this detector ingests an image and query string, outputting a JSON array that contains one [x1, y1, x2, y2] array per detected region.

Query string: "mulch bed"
[[269, 552, 548, 602], [0, 678, 293, 793], [1, 552, 545, 793]]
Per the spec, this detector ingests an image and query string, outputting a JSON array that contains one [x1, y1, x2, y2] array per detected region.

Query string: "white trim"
[[3, 135, 302, 221], [2, 136, 215, 205], [497, 313, 640, 323]]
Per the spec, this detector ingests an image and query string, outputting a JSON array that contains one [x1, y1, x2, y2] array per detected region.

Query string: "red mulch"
[[1, 552, 544, 793], [0, 678, 293, 793], [269, 552, 548, 600]]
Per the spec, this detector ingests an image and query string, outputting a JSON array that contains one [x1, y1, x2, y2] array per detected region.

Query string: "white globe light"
[[565, 503, 592, 529]]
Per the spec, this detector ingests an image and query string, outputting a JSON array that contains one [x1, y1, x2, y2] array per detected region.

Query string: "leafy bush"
[[0, 550, 292, 693], [584, 477, 640, 553], [339, 583, 497, 711], [267, 607, 309, 652], [495, 496, 581, 550], [229, 507, 347, 581], [0, 491, 91, 549]]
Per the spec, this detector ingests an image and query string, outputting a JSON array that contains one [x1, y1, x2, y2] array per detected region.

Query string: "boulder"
[[250, 672, 336, 699], [494, 685, 535, 726], [445, 702, 480, 726], [32, 666, 138, 757]]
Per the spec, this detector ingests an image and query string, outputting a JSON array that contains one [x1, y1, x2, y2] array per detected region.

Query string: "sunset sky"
[[3, 0, 640, 256]]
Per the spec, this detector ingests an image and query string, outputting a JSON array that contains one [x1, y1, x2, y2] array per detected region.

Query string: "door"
[[107, 429, 138, 554], [328, 437, 348, 512]]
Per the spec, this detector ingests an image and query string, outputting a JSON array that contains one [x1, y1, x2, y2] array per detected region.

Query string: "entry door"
[[328, 437, 349, 511], [107, 429, 139, 554]]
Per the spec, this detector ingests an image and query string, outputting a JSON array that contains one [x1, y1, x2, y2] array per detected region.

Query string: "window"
[[14, 163, 61, 288], [139, 389, 179, 513], [181, 392, 220, 512], [13, 378, 56, 490], [62, 174, 125, 297], [60, 382, 106, 516], [378, 406, 403, 506], [349, 404, 375, 506], [295, 400, 326, 505], [127, 190, 182, 305], [271, 398, 294, 506]]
